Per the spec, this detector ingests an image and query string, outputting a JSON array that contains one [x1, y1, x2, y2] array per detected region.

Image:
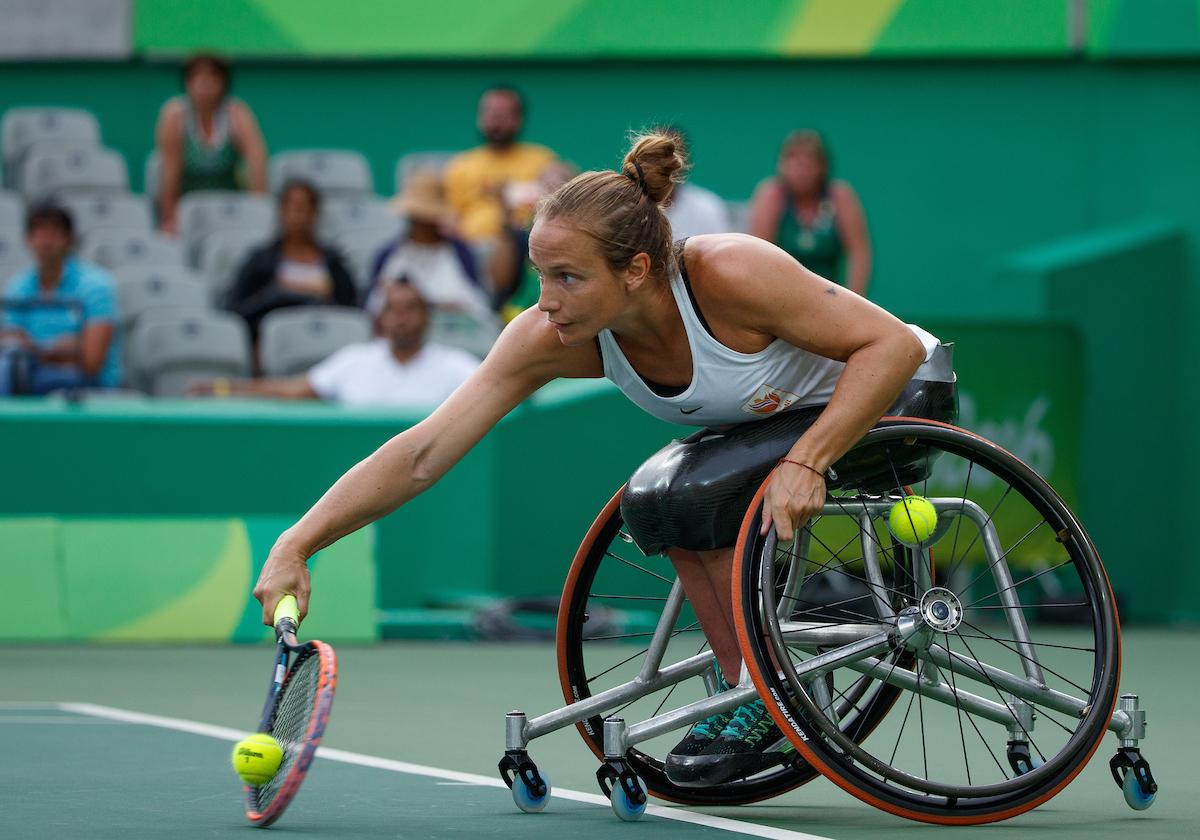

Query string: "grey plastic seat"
[[318, 195, 399, 241], [60, 193, 152, 237], [333, 226, 401, 294], [127, 310, 250, 396], [0, 190, 22, 230], [11, 138, 97, 194], [79, 227, 183, 270], [114, 265, 209, 328], [194, 227, 265, 304], [269, 149, 372, 197], [0, 231, 32, 279], [259, 306, 373, 376], [726, 200, 750, 233], [177, 190, 275, 265], [426, 309, 500, 361], [21, 147, 128, 202], [2, 107, 101, 186], [394, 151, 454, 193]]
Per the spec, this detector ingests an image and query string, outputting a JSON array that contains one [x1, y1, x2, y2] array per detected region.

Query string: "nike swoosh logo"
[[679, 406, 703, 415]]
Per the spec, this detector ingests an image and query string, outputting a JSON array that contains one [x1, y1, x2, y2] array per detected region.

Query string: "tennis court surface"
[[2, 633, 1194, 840]]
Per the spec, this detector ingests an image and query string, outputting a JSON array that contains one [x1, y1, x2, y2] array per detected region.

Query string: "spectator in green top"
[[748, 130, 871, 297], [154, 53, 268, 235]]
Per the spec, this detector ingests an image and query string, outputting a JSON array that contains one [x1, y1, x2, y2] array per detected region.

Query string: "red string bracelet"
[[779, 458, 827, 481]]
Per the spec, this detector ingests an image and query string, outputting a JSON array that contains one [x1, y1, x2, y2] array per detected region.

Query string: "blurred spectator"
[[226, 180, 357, 341], [193, 284, 477, 408], [155, 53, 268, 235], [367, 170, 494, 322], [748, 130, 871, 296], [443, 86, 558, 242], [1, 204, 120, 394], [488, 160, 576, 321], [660, 127, 733, 238]]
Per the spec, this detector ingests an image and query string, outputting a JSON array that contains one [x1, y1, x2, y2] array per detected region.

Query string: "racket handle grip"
[[273, 595, 300, 630]]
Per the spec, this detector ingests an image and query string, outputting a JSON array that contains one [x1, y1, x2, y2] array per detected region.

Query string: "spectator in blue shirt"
[[0, 204, 121, 394]]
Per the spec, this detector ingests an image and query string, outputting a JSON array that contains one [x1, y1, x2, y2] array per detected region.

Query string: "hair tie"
[[625, 160, 648, 195]]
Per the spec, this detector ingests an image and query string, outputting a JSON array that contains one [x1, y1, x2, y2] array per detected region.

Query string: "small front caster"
[[1109, 747, 1156, 812], [1006, 741, 1041, 776], [499, 750, 550, 813], [597, 758, 647, 822]]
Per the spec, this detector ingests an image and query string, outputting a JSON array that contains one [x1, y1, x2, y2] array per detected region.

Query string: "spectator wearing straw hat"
[[366, 170, 493, 322]]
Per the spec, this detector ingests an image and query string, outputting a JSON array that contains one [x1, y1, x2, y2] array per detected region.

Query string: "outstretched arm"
[[252, 309, 596, 622]]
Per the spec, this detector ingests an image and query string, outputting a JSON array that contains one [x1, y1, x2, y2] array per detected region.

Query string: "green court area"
[[1, 632, 1195, 840]]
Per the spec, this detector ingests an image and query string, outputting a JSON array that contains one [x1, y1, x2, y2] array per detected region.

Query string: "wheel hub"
[[919, 587, 963, 632]]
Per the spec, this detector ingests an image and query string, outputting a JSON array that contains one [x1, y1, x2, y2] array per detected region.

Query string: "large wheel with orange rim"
[[733, 419, 1122, 824], [556, 485, 909, 806]]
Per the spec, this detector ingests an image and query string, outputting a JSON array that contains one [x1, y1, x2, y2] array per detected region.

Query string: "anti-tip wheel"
[[1121, 769, 1156, 811], [611, 778, 647, 822], [512, 769, 551, 813]]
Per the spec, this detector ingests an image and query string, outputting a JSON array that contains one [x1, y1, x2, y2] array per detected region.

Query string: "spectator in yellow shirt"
[[443, 86, 557, 242]]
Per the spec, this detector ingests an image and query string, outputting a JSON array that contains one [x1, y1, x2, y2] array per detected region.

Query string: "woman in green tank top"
[[154, 54, 268, 235], [748, 130, 872, 297]]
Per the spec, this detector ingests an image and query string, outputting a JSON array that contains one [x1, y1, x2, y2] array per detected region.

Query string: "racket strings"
[[253, 649, 322, 810]]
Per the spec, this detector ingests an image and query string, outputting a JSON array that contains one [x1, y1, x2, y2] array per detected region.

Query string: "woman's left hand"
[[761, 460, 826, 542]]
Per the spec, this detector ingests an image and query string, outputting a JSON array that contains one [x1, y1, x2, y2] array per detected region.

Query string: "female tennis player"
[[252, 130, 947, 787]]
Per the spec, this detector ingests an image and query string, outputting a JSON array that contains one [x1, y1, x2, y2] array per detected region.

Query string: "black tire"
[[734, 420, 1121, 824]]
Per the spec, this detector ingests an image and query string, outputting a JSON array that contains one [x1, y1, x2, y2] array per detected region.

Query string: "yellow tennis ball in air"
[[231, 733, 283, 786], [888, 496, 939, 547]]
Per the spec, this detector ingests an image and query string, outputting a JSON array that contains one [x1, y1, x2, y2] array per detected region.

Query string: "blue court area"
[[0, 635, 1195, 840]]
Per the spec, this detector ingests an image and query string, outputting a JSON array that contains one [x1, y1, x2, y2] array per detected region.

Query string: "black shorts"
[[620, 344, 958, 555]]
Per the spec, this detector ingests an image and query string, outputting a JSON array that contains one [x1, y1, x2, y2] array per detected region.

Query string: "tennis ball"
[[231, 733, 283, 786], [888, 496, 939, 547]]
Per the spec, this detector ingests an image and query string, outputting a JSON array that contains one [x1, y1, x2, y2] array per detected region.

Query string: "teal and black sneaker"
[[664, 704, 736, 783], [664, 699, 787, 787]]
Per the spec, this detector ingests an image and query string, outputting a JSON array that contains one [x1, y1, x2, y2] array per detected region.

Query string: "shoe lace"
[[723, 700, 775, 747], [690, 707, 732, 740]]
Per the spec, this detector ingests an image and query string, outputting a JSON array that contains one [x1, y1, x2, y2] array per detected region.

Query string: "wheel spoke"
[[958, 619, 1094, 698], [606, 551, 673, 586]]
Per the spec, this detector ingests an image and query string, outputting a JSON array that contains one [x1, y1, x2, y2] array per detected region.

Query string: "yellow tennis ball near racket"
[[888, 496, 939, 547], [232, 733, 283, 786]]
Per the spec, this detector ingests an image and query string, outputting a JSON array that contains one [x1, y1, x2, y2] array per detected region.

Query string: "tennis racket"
[[243, 594, 338, 827]]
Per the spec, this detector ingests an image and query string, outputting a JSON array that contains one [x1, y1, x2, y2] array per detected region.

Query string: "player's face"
[[529, 220, 625, 346], [477, 91, 523, 147]]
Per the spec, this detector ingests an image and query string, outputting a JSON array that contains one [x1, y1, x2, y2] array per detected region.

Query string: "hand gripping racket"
[[244, 595, 337, 827]]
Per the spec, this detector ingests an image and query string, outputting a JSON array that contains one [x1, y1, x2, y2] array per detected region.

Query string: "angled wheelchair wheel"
[[557, 486, 904, 806], [734, 418, 1121, 824]]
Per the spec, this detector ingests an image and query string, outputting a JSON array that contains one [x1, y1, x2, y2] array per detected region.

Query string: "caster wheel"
[[1122, 769, 1156, 811], [1013, 756, 1042, 776], [610, 776, 646, 822], [512, 770, 551, 813]]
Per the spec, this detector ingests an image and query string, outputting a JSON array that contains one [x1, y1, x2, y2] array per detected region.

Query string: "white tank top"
[[598, 270, 939, 428]]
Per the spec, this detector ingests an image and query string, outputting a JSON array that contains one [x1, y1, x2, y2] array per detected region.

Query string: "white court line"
[[60, 702, 834, 840], [0, 715, 128, 724]]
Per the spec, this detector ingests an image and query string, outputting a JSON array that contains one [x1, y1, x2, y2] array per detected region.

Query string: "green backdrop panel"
[[133, 0, 1073, 59], [0, 519, 67, 640]]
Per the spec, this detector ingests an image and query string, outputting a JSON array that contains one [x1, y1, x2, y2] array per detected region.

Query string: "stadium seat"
[[1, 107, 101, 187], [318, 195, 400, 241], [10, 138, 97, 194], [0, 230, 32, 278], [60, 193, 152, 238], [177, 190, 275, 265], [114, 266, 209, 328], [21, 147, 128, 202], [269, 149, 372, 197], [394, 151, 454, 194], [259, 306, 373, 376], [79, 227, 183, 270], [427, 309, 501, 361], [127, 310, 251, 396], [143, 150, 161, 207], [194, 227, 265, 303], [333, 226, 400, 294], [0, 189, 23, 231]]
